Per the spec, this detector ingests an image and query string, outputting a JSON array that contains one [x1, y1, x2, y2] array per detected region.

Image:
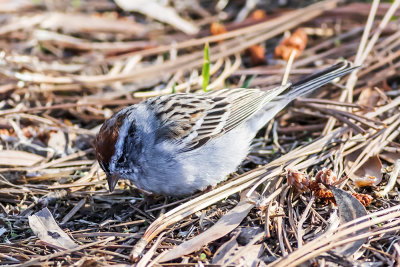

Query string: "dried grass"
[[0, 0, 400, 266]]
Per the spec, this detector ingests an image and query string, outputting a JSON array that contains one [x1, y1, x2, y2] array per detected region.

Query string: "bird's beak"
[[107, 173, 120, 192]]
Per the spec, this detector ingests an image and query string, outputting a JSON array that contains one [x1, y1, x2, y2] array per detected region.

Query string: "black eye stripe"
[[100, 162, 110, 173]]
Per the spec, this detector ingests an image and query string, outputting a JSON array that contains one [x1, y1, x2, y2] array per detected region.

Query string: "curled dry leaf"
[[28, 207, 78, 250], [344, 151, 383, 187], [357, 87, 382, 110], [275, 28, 308, 61], [229, 244, 263, 266], [212, 227, 264, 265], [158, 191, 258, 263], [353, 176, 379, 187], [330, 187, 368, 257]]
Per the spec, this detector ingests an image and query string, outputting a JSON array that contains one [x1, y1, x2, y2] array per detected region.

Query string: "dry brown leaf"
[[235, 244, 263, 266], [158, 191, 258, 262], [344, 151, 382, 186], [212, 232, 239, 264], [28, 207, 78, 250], [212, 227, 264, 266], [357, 87, 381, 109], [0, 150, 44, 167], [330, 187, 368, 257]]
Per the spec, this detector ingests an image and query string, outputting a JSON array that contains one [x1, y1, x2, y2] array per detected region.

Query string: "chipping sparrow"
[[95, 61, 356, 196]]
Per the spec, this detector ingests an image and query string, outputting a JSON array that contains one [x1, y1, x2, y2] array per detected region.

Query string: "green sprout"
[[202, 43, 210, 92], [242, 75, 257, 89], [171, 82, 176, 94]]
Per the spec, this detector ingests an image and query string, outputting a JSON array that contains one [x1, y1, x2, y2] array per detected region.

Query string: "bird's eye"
[[117, 156, 125, 164]]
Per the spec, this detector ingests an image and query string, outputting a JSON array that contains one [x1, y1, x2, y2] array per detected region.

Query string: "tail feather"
[[246, 60, 357, 133], [286, 61, 358, 99]]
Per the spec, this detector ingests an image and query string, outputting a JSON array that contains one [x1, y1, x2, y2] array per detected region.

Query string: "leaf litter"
[[0, 0, 400, 266]]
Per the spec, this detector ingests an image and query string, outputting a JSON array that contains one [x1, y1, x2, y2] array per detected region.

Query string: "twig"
[[297, 195, 315, 248], [61, 198, 86, 224], [10, 237, 115, 267], [282, 50, 297, 86], [376, 159, 400, 197], [346, 0, 380, 103]]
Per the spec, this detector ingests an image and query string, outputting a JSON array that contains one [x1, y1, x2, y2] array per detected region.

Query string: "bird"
[[95, 61, 356, 196]]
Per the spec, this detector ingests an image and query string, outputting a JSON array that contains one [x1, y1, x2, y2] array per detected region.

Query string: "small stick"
[[282, 49, 297, 86], [297, 195, 315, 248], [15, 237, 115, 267], [345, 0, 380, 103], [61, 198, 87, 225]]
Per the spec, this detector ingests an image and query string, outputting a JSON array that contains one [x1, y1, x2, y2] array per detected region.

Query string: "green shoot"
[[242, 75, 256, 88], [202, 43, 210, 92], [171, 82, 176, 94]]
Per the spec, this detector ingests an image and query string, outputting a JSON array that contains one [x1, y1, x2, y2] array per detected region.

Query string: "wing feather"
[[150, 87, 285, 152], [148, 60, 356, 152]]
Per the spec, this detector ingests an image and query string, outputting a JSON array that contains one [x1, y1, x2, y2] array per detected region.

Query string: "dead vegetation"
[[0, 0, 400, 266]]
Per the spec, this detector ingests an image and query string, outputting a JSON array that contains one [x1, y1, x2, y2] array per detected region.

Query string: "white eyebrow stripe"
[[109, 111, 132, 172]]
